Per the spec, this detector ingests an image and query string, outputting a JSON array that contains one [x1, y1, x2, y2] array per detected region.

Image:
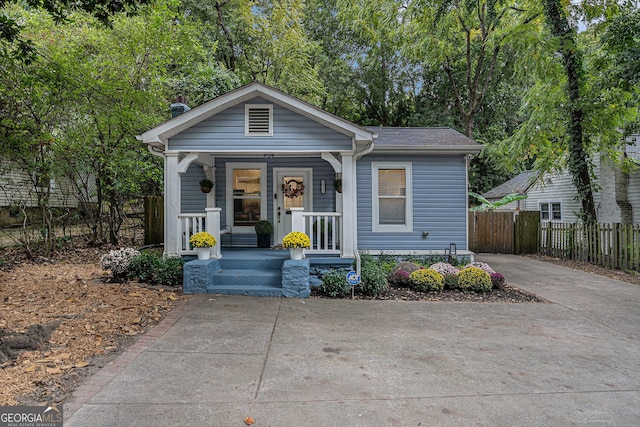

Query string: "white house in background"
[[483, 136, 640, 223], [137, 82, 483, 259], [0, 168, 80, 226]]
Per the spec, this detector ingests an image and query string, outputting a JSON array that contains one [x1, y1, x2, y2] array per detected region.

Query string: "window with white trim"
[[226, 163, 267, 231], [372, 162, 413, 232], [245, 104, 273, 136], [540, 202, 562, 221]]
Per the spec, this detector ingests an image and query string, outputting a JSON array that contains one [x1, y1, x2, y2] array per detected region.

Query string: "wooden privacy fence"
[[144, 196, 164, 245], [468, 211, 540, 254], [540, 222, 640, 272]]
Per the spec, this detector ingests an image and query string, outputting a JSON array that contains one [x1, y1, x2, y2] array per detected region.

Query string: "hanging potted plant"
[[189, 231, 217, 260], [254, 220, 273, 248], [199, 178, 214, 193], [333, 179, 342, 193]]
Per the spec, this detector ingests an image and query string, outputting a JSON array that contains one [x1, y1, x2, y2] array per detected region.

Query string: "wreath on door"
[[282, 179, 305, 198]]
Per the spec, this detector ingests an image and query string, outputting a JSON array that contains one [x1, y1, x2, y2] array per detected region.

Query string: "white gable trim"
[[137, 82, 375, 148]]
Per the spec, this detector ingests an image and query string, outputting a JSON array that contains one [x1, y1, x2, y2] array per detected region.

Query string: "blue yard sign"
[[346, 271, 361, 286]]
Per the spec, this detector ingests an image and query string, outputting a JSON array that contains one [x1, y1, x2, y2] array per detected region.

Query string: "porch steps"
[[210, 269, 282, 296], [207, 252, 285, 297]]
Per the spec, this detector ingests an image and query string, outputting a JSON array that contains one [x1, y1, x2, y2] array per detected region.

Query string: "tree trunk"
[[543, 0, 597, 223]]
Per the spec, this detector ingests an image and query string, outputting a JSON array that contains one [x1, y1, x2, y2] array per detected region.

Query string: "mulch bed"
[[311, 283, 548, 303]]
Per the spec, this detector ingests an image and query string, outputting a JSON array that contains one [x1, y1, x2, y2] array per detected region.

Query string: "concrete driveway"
[[65, 254, 640, 426]]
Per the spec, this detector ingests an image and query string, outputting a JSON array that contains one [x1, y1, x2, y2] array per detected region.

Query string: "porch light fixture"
[[320, 179, 326, 194], [263, 154, 274, 159]]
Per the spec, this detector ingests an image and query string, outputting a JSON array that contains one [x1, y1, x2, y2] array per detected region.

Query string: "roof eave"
[[372, 144, 484, 154]]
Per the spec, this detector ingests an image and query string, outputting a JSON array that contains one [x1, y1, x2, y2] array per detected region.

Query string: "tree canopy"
[[1, 0, 639, 254]]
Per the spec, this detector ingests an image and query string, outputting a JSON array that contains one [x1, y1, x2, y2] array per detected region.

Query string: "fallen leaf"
[[46, 367, 62, 374], [167, 294, 176, 301], [128, 292, 142, 297], [75, 361, 90, 368], [244, 416, 255, 425], [24, 365, 37, 372]]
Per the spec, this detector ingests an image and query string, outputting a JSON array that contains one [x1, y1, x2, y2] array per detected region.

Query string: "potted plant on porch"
[[254, 220, 273, 248], [189, 231, 217, 260], [282, 231, 310, 260]]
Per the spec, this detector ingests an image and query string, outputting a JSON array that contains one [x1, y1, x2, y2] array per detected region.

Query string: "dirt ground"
[[1, 239, 639, 407], [0, 240, 185, 406]]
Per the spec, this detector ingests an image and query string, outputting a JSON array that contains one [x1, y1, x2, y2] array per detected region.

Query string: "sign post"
[[346, 270, 361, 299]]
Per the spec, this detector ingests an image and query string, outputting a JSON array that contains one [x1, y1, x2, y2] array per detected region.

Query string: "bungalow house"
[[483, 137, 640, 224], [137, 82, 482, 295]]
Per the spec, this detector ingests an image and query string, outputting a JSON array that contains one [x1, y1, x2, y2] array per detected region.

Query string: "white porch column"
[[290, 207, 305, 233], [341, 153, 356, 258], [205, 207, 222, 258], [165, 152, 180, 257]]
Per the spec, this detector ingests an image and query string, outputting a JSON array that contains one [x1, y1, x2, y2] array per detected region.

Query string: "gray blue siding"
[[356, 154, 469, 251], [168, 98, 352, 152]]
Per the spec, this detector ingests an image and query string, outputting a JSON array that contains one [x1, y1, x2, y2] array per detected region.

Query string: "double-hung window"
[[372, 162, 413, 232], [540, 202, 562, 221]]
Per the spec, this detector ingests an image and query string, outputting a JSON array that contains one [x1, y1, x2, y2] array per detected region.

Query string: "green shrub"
[[358, 254, 388, 296], [458, 267, 492, 293], [127, 252, 184, 287], [128, 252, 161, 282], [387, 261, 423, 286], [443, 273, 459, 290], [404, 255, 444, 268], [318, 270, 351, 298], [154, 257, 185, 287], [409, 268, 444, 292]]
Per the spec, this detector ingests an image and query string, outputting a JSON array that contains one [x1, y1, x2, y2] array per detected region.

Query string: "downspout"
[[349, 136, 376, 259]]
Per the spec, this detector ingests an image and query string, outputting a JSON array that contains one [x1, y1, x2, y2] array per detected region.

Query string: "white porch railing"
[[178, 208, 224, 258], [178, 209, 341, 257], [292, 209, 342, 255], [178, 214, 206, 255]]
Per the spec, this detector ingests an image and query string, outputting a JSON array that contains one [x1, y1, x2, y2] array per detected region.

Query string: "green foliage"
[[154, 257, 185, 287], [409, 269, 444, 292], [358, 254, 388, 296], [127, 252, 161, 283], [318, 270, 351, 298], [443, 273, 459, 290], [254, 220, 273, 235], [127, 252, 184, 287], [469, 192, 528, 212], [404, 255, 447, 268], [458, 267, 492, 293]]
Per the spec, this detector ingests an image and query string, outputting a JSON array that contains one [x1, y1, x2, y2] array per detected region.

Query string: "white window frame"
[[245, 104, 273, 136], [540, 201, 562, 222], [226, 162, 268, 233], [372, 162, 413, 232]]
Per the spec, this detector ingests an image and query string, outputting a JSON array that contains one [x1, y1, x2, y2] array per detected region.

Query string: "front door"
[[274, 168, 312, 244]]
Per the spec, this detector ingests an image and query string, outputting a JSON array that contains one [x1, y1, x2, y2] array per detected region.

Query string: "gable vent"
[[246, 104, 273, 136]]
